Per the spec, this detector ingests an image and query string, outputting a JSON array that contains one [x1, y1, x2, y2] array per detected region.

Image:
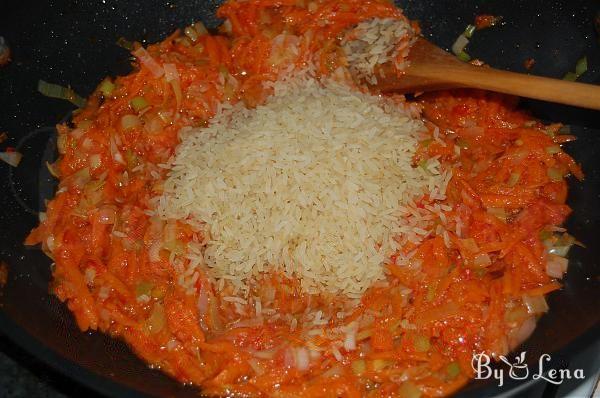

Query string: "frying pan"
[[0, 0, 599, 397]]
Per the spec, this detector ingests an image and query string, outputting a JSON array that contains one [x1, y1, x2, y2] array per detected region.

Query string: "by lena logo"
[[471, 352, 585, 387]]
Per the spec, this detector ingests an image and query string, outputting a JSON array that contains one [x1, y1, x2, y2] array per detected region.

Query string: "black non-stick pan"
[[0, 0, 599, 397]]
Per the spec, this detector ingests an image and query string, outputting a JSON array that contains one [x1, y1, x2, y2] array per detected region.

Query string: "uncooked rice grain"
[[342, 18, 416, 85], [157, 75, 449, 297]]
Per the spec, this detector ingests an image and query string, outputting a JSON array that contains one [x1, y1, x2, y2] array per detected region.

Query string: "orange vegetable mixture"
[[26, 0, 582, 396]]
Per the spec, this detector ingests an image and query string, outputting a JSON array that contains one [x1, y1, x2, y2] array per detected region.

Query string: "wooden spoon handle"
[[409, 63, 600, 110], [375, 38, 600, 110]]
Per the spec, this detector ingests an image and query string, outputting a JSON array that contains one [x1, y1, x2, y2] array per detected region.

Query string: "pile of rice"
[[157, 77, 449, 297], [342, 18, 416, 85]]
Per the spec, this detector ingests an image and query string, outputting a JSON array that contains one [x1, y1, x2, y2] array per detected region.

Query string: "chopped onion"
[[261, 284, 276, 303], [137, 294, 151, 303], [223, 73, 239, 101], [144, 115, 164, 135], [197, 285, 209, 317], [171, 80, 183, 110], [331, 345, 343, 362], [164, 63, 183, 110], [166, 339, 179, 351], [283, 347, 295, 368], [89, 154, 102, 169], [461, 238, 479, 253], [130, 96, 149, 112], [97, 206, 117, 224], [522, 294, 549, 314], [539, 230, 553, 242], [414, 335, 430, 352], [81, 137, 95, 152], [451, 34, 470, 56], [110, 137, 126, 165], [398, 382, 422, 398], [446, 362, 461, 379], [343, 324, 357, 351], [563, 72, 577, 81], [84, 179, 105, 206], [548, 245, 571, 257], [487, 207, 507, 222], [163, 221, 177, 243], [356, 329, 372, 341], [98, 286, 111, 300], [230, 317, 263, 329], [250, 347, 279, 359], [509, 316, 536, 350], [71, 167, 91, 189], [46, 235, 56, 251], [135, 281, 154, 298], [208, 297, 223, 331], [164, 63, 179, 82], [456, 51, 471, 62], [473, 253, 492, 267], [351, 359, 366, 375], [372, 359, 392, 371], [343, 334, 356, 351], [176, 36, 193, 48], [309, 348, 321, 360], [575, 56, 588, 77], [148, 239, 162, 262], [546, 254, 568, 278], [193, 22, 208, 36], [157, 110, 173, 124], [321, 365, 343, 378], [295, 347, 310, 371], [133, 47, 164, 78], [545, 145, 561, 155], [70, 127, 86, 140], [555, 232, 576, 248], [145, 303, 166, 333], [121, 114, 141, 130], [0, 151, 22, 167], [508, 172, 521, 187], [37, 80, 86, 108], [247, 358, 264, 375], [99, 79, 115, 96], [84, 267, 96, 285], [464, 24, 476, 39], [547, 167, 564, 182], [456, 138, 470, 149], [223, 19, 233, 34], [57, 133, 68, 155], [184, 26, 199, 42], [558, 125, 572, 135]]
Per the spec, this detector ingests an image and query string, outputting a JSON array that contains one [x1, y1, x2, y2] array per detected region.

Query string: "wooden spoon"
[[372, 38, 600, 110]]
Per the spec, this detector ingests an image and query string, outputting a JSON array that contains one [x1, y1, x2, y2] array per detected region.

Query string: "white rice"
[[157, 75, 449, 297], [341, 18, 416, 85]]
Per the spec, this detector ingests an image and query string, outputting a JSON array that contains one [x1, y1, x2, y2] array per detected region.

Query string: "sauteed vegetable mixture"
[[27, 0, 582, 396]]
